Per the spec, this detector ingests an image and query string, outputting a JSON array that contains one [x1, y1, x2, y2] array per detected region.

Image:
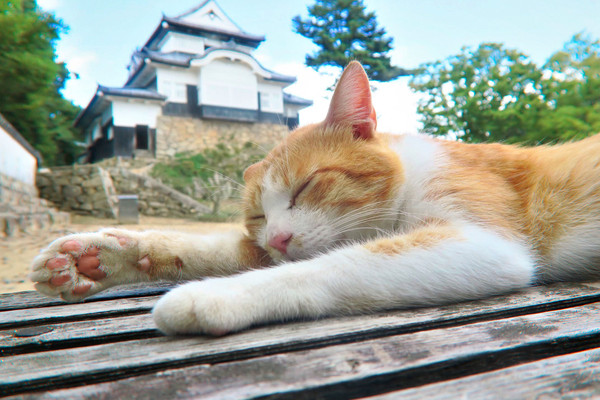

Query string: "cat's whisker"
[[244, 140, 271, 155], [199, 168, 246, 190]]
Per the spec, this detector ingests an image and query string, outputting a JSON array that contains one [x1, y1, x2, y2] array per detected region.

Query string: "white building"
[[0, 113, 41, 186], [76, 0, 312, 163]]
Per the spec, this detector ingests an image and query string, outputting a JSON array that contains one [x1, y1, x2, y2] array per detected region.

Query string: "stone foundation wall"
[[0, 172, 69, 237], [156, 116, 289, 158], [108, 168, 210, 217], [36, 166, 211, 219], [36, 166, 118, 219]]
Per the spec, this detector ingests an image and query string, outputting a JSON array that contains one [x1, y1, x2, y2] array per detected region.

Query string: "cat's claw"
[[30, 229, 146, 302]]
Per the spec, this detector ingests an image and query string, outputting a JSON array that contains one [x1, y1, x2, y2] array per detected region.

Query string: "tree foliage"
[[293, 0, 409, 81], [409, 34, 600, 144], [0, 0, 81, 165]]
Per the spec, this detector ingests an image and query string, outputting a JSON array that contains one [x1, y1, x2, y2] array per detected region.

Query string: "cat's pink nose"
[[268, 232, 293, 255]]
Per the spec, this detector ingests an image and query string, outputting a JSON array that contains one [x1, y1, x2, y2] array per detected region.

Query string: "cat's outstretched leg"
[[152, 223, 536, 335], [31, 229, 148, 301], [31, 228, 269, 302]]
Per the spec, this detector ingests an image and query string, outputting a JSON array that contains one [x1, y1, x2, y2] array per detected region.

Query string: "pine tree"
[[293, 0, 410, 81]]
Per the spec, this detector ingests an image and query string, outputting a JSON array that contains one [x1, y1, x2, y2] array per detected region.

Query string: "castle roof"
[[74, 86, 166, 128], [125, 47, 297, 88], [144, 0, 265, 51]]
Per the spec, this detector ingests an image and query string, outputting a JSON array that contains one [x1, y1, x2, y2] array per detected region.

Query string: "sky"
[[37, 0, 600, 135]]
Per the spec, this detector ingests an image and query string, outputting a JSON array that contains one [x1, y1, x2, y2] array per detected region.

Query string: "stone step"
[[0, 208, 70, 238]]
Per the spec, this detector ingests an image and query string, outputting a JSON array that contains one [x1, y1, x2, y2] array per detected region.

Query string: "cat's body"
[[31, 62, 600, 336]]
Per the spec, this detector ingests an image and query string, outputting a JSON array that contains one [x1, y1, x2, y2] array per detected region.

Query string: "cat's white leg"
[[31, 228, 268, 302], [153, 223, 535, 335]]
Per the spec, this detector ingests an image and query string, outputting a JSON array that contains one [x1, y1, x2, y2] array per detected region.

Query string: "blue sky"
[[38, 0, 600, 134]]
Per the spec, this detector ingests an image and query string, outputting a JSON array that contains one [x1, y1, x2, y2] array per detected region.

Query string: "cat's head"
[[243, 62, 404, 262]]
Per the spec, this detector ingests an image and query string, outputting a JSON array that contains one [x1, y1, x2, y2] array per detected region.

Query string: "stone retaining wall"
[[36, 166, 210, 219], [0, 172, 69, 237], [36, 166, 118, 219], [156, 116, 288, 159], [108, 168, 210, 217]]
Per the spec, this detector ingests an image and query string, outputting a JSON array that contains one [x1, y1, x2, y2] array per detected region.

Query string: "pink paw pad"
[[61, 240, 82, 253], [106, 233, 131, 247], [137, 255, 152, 272], [76, 247, 105, 280], [46, 257, 68, 271], [44, 241, 106, 291]]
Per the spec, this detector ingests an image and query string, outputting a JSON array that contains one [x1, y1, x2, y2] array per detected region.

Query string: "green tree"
[[409, 43, 546, 143], [0, 0, 81, 165], [539, 33, 600, 141], [293, 0, 410, 81], [409, 35, 600, 144]]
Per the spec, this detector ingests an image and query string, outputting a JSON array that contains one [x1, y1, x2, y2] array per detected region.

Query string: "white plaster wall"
[[160, 32, 205, 55], [89, 120, 101, 142], [111, 100, 162, 128], [157, 67, 198, 103], [284, 103, 302, 118], [101, 105, 113, 125], [0, 128, 37, 185], [200, 59, 257, 110], [258, 82, 284, 113]]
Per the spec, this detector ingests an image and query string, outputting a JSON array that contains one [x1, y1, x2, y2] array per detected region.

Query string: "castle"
[[76, 0, 312, 163]]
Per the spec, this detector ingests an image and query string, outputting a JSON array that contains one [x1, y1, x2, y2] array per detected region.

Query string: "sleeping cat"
[[31, 61, 600, 336]]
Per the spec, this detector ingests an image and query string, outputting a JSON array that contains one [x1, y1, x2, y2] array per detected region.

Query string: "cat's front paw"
[[30, 229, 147, 302], [152, 280, 254, 336]]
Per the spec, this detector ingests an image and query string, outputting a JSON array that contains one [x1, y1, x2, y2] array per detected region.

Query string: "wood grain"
[[2, 283, 599, 356], [0, 314, 158, 356], [366, 347, 600, 400], [0, 296, 159, 329], [0, 282, 174, 312], [6, 301, 600, 399]]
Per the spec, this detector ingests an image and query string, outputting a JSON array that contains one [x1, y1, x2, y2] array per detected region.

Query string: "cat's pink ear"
[[243, 161, 264, 182], [324, 61, 377, 140]]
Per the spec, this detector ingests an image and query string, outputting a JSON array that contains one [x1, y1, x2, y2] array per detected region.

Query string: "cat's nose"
[[268, 232, 293, 255]]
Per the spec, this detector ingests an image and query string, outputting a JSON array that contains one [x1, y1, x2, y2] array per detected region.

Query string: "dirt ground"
[[0, 215, 240, 294]]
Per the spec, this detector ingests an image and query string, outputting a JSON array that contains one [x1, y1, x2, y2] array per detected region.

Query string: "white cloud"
[[276, 63, 337, 124], [277, 62, 421, 134], [37, 0, 60, 11], [371, 78, 422, 135], [55, 44, 99, 107]]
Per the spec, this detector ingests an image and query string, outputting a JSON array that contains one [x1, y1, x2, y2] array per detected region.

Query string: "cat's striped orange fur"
[[31, 61, 600, 336]]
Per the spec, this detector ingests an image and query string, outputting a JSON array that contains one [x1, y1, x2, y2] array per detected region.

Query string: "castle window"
[[135, 125, 149, 150]]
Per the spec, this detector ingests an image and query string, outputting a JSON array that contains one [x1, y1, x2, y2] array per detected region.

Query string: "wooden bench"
[[2, 282, 600, 399]]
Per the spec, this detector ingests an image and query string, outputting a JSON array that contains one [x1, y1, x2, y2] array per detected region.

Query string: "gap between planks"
[[4, 302, 600, 399], [2, 283, 600, 358], [364, 347, 600, 400], [0, 282, 175, 312]]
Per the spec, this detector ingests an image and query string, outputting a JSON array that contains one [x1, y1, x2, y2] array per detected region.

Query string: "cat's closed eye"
[[290, 179, 312, 209]]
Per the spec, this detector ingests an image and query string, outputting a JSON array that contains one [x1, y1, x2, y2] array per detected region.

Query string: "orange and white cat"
[[31, 62, 600, 336]]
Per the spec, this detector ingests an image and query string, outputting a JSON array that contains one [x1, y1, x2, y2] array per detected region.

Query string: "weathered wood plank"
[[1, 283, 599, 356], [0, 282, 174, 312], [0, 296, 159, 329], [365, 347, 600, 400], [0, 314, 158, 356], [5, 302, 600, 399]]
